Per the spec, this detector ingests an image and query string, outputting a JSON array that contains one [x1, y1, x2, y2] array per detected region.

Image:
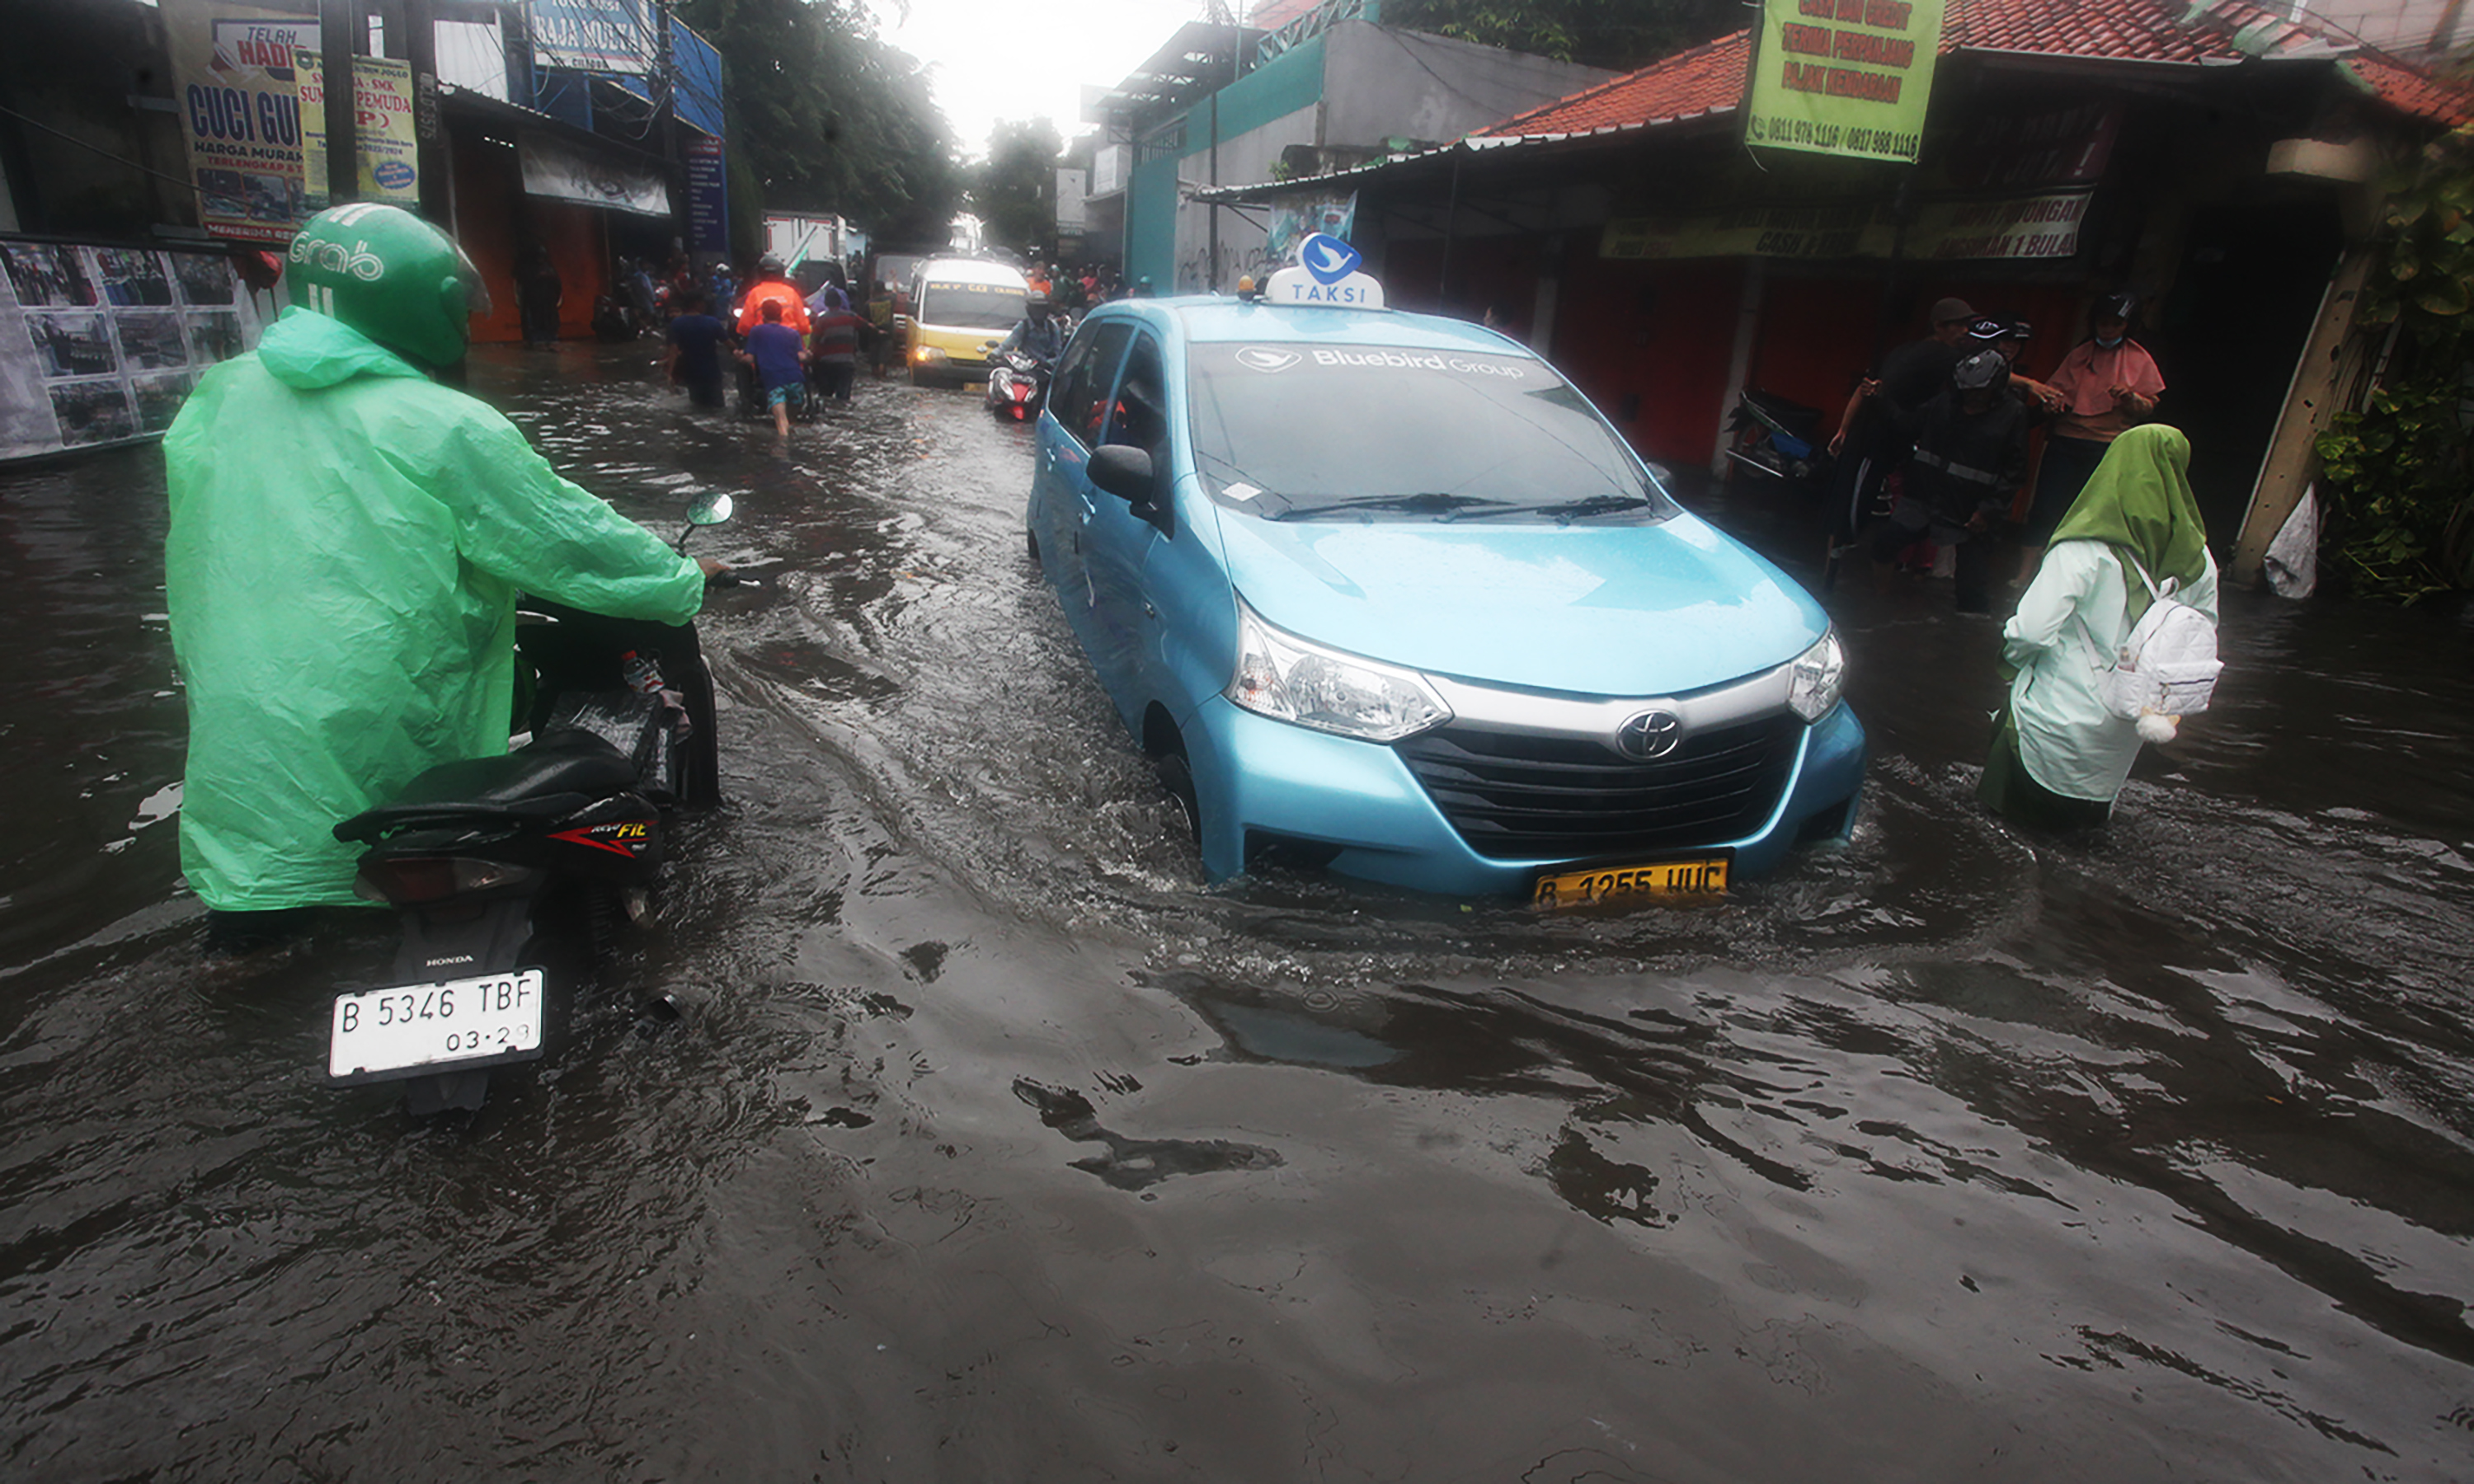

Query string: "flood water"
[[4, 341, 2472, 1482]]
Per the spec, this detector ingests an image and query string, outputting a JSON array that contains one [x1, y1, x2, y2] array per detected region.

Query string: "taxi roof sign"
[[1263, 231, 1386, 309]]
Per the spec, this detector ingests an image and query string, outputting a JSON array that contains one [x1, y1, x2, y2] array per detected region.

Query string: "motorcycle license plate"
[[327, 970, 546, 1084], [1531, 855, 1729, 909]]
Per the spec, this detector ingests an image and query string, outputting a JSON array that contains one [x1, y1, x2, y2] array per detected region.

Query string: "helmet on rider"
[[758, 253, 787, 277], [1952, 348, 2008, 391], [1025, 291, 1052, 317], [287, 203, 488, 369]]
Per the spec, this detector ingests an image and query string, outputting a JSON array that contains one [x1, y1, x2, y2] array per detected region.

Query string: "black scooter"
[[323, 495, 736, 1115]]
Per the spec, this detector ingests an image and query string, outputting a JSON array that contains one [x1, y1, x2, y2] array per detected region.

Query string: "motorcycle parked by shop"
[[323, 495, 741, 1115], [1722, 386, 1832, 491]]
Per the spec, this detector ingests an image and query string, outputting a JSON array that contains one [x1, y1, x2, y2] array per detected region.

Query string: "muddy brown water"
[[2, 342, 2470, 1481]]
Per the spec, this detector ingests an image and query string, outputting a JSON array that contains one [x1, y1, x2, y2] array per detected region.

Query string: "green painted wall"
[[1125, 36, 1332, 286], [1181, 35, 1327, 158], [1126, 148, 1183, 290]]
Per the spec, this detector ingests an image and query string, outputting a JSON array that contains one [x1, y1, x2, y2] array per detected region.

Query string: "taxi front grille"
[[1394, 714, 1802, 861]]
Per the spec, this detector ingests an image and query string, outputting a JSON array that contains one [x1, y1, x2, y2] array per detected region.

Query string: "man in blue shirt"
[[663, 290, 729, 408], [736, 298, 807, 435]]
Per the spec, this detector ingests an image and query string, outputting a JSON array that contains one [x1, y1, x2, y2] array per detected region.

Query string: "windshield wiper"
[[1433, 491, 1658, 524], [1269, 491, 1515, 521]]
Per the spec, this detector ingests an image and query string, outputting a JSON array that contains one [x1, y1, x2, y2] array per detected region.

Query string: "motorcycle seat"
[[334, 729, 641, 843]]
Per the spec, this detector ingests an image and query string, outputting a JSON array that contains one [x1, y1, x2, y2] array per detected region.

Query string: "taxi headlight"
[[915, 345, 947, 363], [1786, 631, 1846, 722], [1225, 598, 1451, 743]]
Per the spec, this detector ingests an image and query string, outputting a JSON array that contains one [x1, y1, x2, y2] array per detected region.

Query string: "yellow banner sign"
[[1743, 0, 1946, 165], [298, 52, 421, 209]]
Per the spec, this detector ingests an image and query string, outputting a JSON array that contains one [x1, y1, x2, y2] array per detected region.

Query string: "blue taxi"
[[1023, 239, 1863, 904]]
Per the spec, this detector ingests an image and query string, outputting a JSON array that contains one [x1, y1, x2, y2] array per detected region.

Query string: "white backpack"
[[2079, 550, 2221, 738]]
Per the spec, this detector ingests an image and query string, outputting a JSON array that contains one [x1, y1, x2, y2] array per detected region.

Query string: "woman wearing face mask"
[[2011, 291, 2164, 580]]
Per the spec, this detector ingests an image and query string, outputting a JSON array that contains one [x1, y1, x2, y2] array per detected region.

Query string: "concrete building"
[[1084, 2, 1613, 293]]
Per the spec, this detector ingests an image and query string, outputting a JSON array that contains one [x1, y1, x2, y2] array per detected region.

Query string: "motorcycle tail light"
[[353, 857, 534, 904]]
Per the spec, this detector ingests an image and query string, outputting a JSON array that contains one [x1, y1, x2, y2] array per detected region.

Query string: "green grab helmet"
[[286, 203, 489, 368]]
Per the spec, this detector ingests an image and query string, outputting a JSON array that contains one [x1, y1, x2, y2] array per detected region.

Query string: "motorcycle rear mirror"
[[686, 492, 735, 527]]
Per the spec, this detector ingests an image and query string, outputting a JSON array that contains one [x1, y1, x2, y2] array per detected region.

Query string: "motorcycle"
[[984, 350, 1050, 421], [323, 494, 740, 1115], [1722, 386, 1831, 490]]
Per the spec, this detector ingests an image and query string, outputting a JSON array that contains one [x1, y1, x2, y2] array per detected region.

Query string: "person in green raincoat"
[[164, 204, 720, 941], [1981, 423, 2217, 828]]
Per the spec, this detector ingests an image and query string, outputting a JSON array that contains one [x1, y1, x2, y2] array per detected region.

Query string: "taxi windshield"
[[1186, 342, 1676, 521]]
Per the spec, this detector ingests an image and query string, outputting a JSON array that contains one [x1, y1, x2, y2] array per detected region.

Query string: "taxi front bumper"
[[1182, 695, 1866, 896]]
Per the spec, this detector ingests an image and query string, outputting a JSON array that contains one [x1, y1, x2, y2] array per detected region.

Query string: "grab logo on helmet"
[[289, 203, 392, 280]]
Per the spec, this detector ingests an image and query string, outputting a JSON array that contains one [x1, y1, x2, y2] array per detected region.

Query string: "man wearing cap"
[[1823, 294, 1978, 552]]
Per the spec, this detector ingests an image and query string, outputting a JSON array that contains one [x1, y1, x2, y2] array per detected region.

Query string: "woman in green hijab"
[[1980, 424, 2218, 827]]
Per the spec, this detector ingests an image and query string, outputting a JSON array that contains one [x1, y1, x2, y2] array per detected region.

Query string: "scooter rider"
[[995, 291, 1066, 369], [163, 203, 723, 947]]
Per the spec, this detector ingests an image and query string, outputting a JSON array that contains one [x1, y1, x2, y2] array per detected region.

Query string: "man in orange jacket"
[[734, 254, 810, 336]]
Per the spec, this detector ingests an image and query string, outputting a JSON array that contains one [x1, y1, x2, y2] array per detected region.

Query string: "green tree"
[[675, 0, 962, 247], [1380, 0, 1745, 71], [971, 118, 1064, 259], [2312, 122, 2474, 600]]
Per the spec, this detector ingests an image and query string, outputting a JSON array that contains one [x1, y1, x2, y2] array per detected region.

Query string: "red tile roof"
[[1471, 0, 2474, 140], [2343, 53, 2474, 128]]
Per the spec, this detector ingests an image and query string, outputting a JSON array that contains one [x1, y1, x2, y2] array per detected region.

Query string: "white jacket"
[[2002, 541, 2219, 801]]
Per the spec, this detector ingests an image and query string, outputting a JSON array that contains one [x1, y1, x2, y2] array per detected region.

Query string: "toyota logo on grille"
[[1615, 710, 1684, 761]]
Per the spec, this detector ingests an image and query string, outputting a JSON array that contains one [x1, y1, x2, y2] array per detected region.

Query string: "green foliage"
[[2312, 123, 2474, 601], [971, 118, 1064, 258], [675, 0, 962, 247], [1380, 0, 1743, 71]]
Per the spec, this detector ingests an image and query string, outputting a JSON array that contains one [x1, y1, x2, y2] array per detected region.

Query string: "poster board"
[[1743, 0, 1946, 165], [297, 51, 421, 209], [0, 242, 266, 462], [164, 1, 319, 243]]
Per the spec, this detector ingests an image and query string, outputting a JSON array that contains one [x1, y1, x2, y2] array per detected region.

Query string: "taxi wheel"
[[1155, 750, 1202, 846]]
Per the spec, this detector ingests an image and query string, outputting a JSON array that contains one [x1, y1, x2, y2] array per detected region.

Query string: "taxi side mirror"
[[1089, 444, 1155, 505]]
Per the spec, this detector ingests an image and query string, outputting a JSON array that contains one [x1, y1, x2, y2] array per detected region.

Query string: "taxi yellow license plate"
[[1532, 856, 1729, 908]]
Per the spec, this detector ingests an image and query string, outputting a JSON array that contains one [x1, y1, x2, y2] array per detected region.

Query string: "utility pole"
[[404, 0, 452, 228], [320, 0, 360, 204]]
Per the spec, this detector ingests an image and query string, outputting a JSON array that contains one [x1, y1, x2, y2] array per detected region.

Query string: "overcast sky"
[[866, 0, 1221, 157]]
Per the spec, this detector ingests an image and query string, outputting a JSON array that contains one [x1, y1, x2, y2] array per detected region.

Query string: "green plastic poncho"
[[164, 308, 706, 912]]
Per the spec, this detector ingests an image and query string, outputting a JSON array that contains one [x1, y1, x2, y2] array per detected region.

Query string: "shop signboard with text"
[[684, 132, 729, 256], [1743, 0, 1945, 164], [164, 1, 319, 243], [1602, 190, 2091, 262]]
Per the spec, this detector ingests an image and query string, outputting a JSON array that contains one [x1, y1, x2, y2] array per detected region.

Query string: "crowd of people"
[[1816, 288, 2212, 831]]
